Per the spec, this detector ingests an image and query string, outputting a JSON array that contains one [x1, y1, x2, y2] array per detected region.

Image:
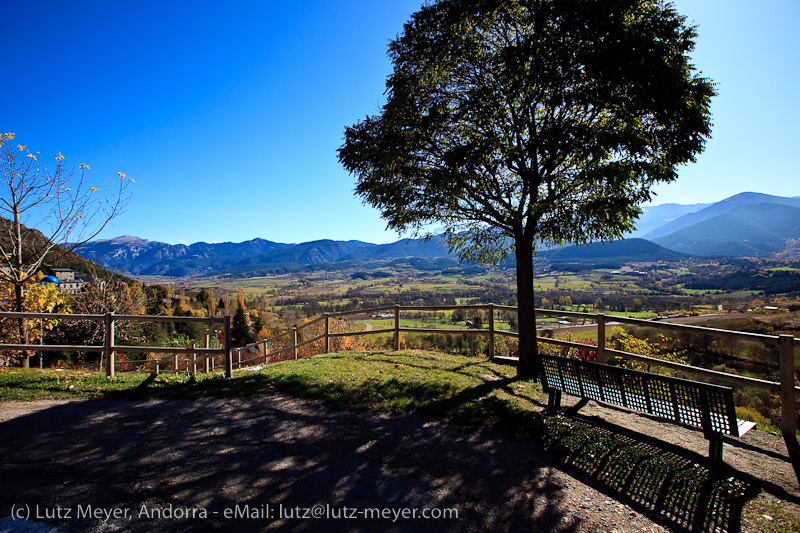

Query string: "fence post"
[[224, 315, 232, 379], [204, 334, 211, 373], [779, 335, 797, 439], [597, 314, 606, 364], [263, 340, 268, 364], [488, 304, 495, 360], [393, 305, 400, 351], [324, 313, 330, 354], [173, 353, 179, 373], [104, 312, 115, 379], [292, 327, 298, 360]]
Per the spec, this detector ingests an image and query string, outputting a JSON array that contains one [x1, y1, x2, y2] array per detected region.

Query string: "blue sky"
[[4, 1, 798, 245]]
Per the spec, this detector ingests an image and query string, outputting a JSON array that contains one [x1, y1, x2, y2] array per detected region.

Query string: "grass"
[[1, 352, 796, 532], [0, 367, 238, 401], [742, 499, 800, 533]]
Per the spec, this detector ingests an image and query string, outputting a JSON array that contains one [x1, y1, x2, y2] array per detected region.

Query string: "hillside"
[[652, 203, 800, 257], [77, 236, 292, 276], [74, 192, 800, 276], [625, 202, 709, 238], [544, 238, 688, 262], [345, 235, 453, 261], [0, 218, 124, 280], [81, 233, 690, 278], [643, 192, 800, 241]]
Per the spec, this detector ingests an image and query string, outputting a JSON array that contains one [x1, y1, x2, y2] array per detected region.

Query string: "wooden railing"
[[0, 312, 233, 379], [232, 304, 798, 438], [1, 305, 797, 437]]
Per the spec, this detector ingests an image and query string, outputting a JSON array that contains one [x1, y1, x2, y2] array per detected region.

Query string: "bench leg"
[[547, 391, 562, 414], [708, 434, 723, 464], [567, 397, 590, 414]]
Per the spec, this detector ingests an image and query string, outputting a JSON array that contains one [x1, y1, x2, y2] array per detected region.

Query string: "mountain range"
[[76, 235, 456, 277], [76, 192, 800, 278]]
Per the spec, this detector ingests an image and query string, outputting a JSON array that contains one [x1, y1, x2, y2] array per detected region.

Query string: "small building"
[[50, 268, 77, 281], [49, 269, 88, 294]]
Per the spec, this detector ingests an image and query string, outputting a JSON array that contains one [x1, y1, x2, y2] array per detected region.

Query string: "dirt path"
[[0, 394, 797, 532]]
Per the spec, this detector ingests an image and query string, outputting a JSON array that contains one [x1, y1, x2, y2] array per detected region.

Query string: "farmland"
[[170, 257, 800, 334]]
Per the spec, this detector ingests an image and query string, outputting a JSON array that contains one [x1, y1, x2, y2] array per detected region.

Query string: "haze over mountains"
[[77, 192, 800, 277]]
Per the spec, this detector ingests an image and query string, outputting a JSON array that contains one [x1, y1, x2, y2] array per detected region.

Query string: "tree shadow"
[[2, 352, 788, 532], [785, 436, 800, 487], [0, 396, 577, 532]]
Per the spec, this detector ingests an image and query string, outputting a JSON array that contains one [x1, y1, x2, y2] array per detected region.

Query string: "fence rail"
[[0, 312, 233, 379], [1, 305, 797, 437], [232, 305, 798, 438]]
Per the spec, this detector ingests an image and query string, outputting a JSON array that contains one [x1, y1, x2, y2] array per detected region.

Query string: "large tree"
[[0, 132, 132, 364], [338, 0, 714, 378]]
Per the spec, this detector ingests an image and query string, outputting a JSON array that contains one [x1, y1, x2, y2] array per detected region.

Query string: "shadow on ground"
[[2, 357, 795, 532], [0, 395, 589, 533]]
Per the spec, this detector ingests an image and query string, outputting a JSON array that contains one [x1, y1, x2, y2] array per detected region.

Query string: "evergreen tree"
[[231, 302, 251, 347], [251, 311, 265, 337]]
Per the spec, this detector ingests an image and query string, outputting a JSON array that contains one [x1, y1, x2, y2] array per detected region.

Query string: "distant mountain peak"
[[97, 235, 151, 244], [651, 199, 800, 258], [76, 235, 448, 277], [642, 192, 800, 242], [76, 191, 800, 276]]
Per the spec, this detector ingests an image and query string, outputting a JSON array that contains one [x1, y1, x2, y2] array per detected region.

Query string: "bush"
[[735, 406, 771, 429]]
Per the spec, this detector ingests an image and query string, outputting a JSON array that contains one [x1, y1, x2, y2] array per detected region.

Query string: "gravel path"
[[0, 393, 797, 532]]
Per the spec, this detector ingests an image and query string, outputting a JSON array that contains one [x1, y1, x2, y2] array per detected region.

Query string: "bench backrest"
[[540, 354, 739, 437]]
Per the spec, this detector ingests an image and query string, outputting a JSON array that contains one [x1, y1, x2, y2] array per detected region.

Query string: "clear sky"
[[3, 0, 798, 245]]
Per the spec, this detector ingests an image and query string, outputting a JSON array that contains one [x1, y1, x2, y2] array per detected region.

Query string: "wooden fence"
[[0, 312, 233, 379], [1, 305, 797, 437], [232, 304, 798, 438]]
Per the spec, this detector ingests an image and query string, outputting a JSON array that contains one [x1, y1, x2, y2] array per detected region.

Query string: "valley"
[[76, 192, 800, 280]]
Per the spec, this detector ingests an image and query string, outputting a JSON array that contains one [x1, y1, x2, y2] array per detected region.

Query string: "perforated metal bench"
[[540, 354, 756, 463]]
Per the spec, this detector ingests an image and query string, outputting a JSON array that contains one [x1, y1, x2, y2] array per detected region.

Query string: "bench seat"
[[540, 354, 755, 462]]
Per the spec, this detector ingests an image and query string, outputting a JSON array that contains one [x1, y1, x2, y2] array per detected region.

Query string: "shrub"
[[735, 406, 771, 428]]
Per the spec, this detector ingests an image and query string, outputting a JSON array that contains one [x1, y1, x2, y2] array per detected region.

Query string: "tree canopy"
[[339, 0, 714, 377]]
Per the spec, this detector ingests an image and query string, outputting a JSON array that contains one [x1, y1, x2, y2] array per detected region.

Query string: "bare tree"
[[0, 132, 132, 363]]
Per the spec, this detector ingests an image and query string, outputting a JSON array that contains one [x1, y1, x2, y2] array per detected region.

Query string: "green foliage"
[[251, 311, 264, 336], [339, 0, 714, 257], [469, 314, 483, 329], [686, 269, 800, 294], [231, 302, 251, 347], [339, 0, 714, 376], [196, 287, 209, 306], [735, 405, 772, 429]]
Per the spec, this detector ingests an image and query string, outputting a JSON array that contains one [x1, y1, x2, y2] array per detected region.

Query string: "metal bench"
[[540, 354, 756, 463]]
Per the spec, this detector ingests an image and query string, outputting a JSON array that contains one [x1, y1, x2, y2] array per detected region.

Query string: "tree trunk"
[[14, 282, 29, 368], [515, 234, 538, 380]]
